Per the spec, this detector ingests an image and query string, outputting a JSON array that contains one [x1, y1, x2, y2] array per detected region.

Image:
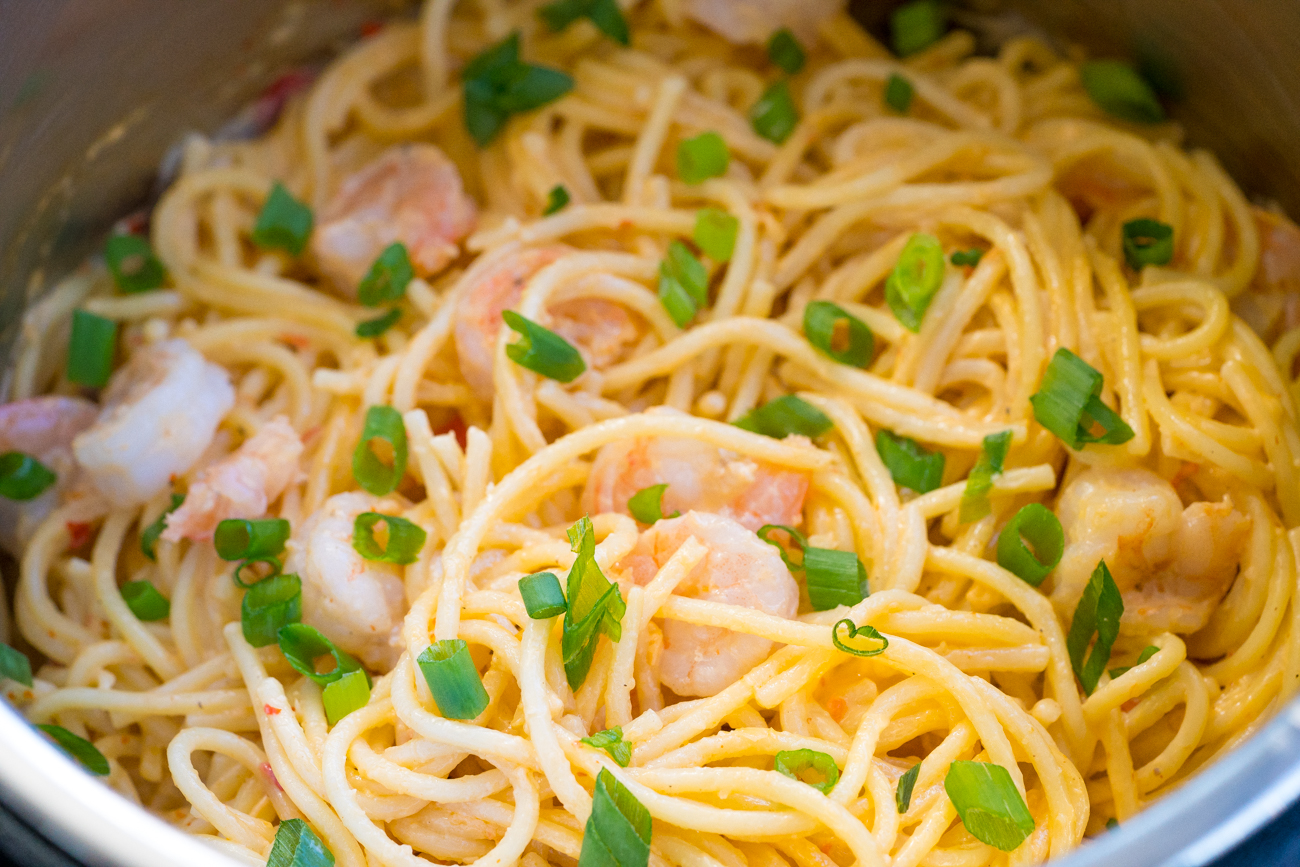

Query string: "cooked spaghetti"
[[3, 2, 1300, 866]]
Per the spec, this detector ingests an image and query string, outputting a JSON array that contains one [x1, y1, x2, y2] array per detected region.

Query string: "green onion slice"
[[141, 493, 184, 561], [657, 240, 709, 327], [241, 573, 303, 648], [884, 73, 914, 113], [519, 571, 567, 619], [750, 80, 799, 144], [104, 234, 166, 294], [67, 309, 117, 388], [804, 300, 874, 368], [943, 760, 1035, 852], [775, 748, 839, 794], [890, 0, 946, 56], [356, 308, 402, 339], [885, 232, 945, 332], [357, 242, 413, 307], [417, 639, 490, 720], [950, 248, 984, 267], [278, 623, 368, 688], [1080, 60, 1165, 124], [233, 556, 282, 589], [352, 405, 410, 495], [582, 726, 632, 767], [677, 131, 730, 185], [959, 430, 1012, 523], [580, 768, 652, 867], [267, 818, 335, 867], [1030, 348, 1134, 449], [322, 668, 371, 726], [757, 523, 808, 571], [562, 516, 626, 690], [214, 518, 291, 561], [1109, 644, 1159, 680], [544, 184, 571, 215], [0, 452, 57, 501], [876, 430, 944, 494], [896, 763, 920, 813], [463, 33, 574, 146], [1106, 817, 1120, 831], [539, 0, 629, 45], [627, 484, 679, 524], [996, 503, 1063, 586], [693, 208, 739, 262], [1067, 560, 1124, 695], [1121, 218, 1174, 270], [502, 310, 587, 383], [0, 643, 33, 687], [767, 29, 805, 75], [121, 580, 170, 622], [252, 182, 313, 255], [352, 512, 427, 565], [36, 725, 110, 776], [832, 619, 889, 657], [734, 395, 833, 439], [757, 525, 868, 610]]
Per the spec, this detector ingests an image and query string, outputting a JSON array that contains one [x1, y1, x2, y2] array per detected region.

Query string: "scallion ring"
[[774, 748, 840, 794], [943, 760, 1035, 852], [832, 619, 889, 657], [214, 517, 291, 561], [352, 405, 409, 495], [240, 572, 303, 648], [66, 309, 117, 388], [252, 182, 313, 255], [519, 571, 567, 619], [996, 503, 1063, 586], [352, 512, 427, 565], [803, 300, 874, 368], [417, 639, 491, 720], [676, 131, 729, 185], [0, 452, 57, 501], [322, 668, 371, 726], [734, 395, 833, 439], [120, 580, 170, 622]]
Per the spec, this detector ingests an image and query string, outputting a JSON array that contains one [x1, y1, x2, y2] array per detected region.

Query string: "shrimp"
[[312, 143, 477, 295], [452, 247, 640, 393], [681, 0, 844, 44], [283, 492, 406, 671], [1051, 467, 1250, 634], [0, 396, 101, 555], [582, 429, 810, 531], [1232, 207, 1300, 341], [161, 417, 303, 542], [72, 339, 235, 507], [620, 511, 799, 697]]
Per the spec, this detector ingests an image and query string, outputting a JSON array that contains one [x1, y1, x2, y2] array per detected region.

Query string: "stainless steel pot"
[[1, 1, 1298, 864]]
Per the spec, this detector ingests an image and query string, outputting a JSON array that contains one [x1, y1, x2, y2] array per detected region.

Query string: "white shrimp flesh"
[[682, 0, 844, 44], [620, 511, 799, 697], [1232, 207, 1300, 341]]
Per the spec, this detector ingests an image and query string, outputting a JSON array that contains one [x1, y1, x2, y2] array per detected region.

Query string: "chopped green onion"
[[757, 523, 807, 571], [750, 80, 799, 144], [562, 516, 626, 690], [734, 395, 833, 439], [1030, 348, 1134, 449], [121, 580, 170, 622], [832, 619, 888, 657], [676, 132, 729, 185], [233, 556, 282, 589], [322, 668, 371, 726], [463, 33, 574, 146], [141, 493, 184, 560], [1067, 560, 1124, 695], [804, 547, 869, 611], [582, 726, 632, 767], [544, 184, 571, 215], [890, 0, 946, 57], [37, 725, 110, 776], [357, 242, 413, 307], [1080, 60, 1165, 124], [252, 182, 313, 255], [267, 818, 335, 867], [0, 452, 57, 501], [950, 248, 984, 267], [417, 639, 490, 720], [104, 234, 165, 294], [774, 749, 839, 794], [876, 430, 944, 494], [896, 763, 920, 813], [502, 310, 587, 382], [214, 518, 291, 561], [657, 240, 709, 327], [1109, 644, 1159, 680], [996, 503, 1063, 586], [580, 768, 652, 867], [278, 623, 368, 687], [352, 512, 427, 565], [1106, 817, 1120, 831], [959, 430, 1012, 523], [0, 643, 33, 687], [356, 308, 402, 339], [67, 309, 117, 388], [804, 300, 874, 368], [767, 29, 805, 75], [241, 573, 302, 648], [693, 208, 739, 263], [884, 73, 914, 113], [627, 484, 679, 524], [539, 0, 629, 45], [352, 405, 409, 495], [519, 572, 567, 619], [1121, 218, 1174, 270], [885, 232, 945, 332], [944, 760, 1035, 852]]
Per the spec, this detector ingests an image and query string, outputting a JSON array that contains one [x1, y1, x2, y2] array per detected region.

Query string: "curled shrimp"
[[162, 416, 303, 542], [283, 492, 407, 671], [681, 0, 844, 44], [1233, 207, 1300, 341], [72, 339, 235, 507], [621, 511, 799, 697], [452, 247, 640, 393], [1051, 467, 1249, 634], [312, 143, 477, 295]]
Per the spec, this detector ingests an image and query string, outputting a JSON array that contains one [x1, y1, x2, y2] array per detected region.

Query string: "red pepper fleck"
[[1122, 697, 1140, 712], [279, 332, 312, 351], [826, 697, 848, 722], [260, 762, 284, 791], [66, 522, 93, 550], [360, 20, 384, 37], [264, 704, 281, 716], [434, 413, 469, 449]]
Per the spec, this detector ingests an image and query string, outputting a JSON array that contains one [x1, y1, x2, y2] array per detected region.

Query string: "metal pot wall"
[[1, 1, 1298, 865]]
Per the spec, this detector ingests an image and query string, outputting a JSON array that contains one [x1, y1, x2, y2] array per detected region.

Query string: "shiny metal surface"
[[1, 1, 1298, 865]]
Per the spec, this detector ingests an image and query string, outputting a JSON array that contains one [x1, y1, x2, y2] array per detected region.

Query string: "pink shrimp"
[[681, 0, 844, 44], [1234, 207, 1300, 341]]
